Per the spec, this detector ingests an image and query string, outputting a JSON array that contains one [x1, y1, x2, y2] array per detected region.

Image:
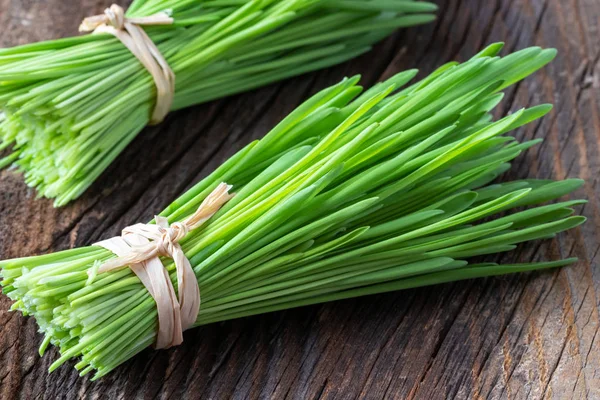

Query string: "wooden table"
[[1, 0, 599, 398]]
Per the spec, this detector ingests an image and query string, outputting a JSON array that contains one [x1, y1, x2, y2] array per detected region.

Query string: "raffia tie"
[[92, 183, 234, 349], [79, 4, 175, 124]]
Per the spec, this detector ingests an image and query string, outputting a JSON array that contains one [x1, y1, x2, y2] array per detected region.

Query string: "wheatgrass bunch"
[[0, 44, 586, 380], [0, 0, 436, 206]]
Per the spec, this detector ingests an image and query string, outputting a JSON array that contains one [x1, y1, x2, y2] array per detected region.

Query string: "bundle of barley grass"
[[0, 0, 436, 206], [0, 44, 586, 380]]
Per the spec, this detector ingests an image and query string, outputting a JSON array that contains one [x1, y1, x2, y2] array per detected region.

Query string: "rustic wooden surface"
[[1, 0, 599, 399]]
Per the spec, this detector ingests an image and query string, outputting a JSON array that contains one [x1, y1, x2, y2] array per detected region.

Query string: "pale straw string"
[[92, 183, 234, 349], [79, 4, 175, 125]]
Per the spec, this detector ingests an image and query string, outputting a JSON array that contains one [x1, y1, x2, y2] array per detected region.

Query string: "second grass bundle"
[[0, 0, 436, 206]]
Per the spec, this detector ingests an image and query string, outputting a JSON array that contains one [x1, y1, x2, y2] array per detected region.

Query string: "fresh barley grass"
[[0, 0, 436, 206], [0, 44, 586, 380]]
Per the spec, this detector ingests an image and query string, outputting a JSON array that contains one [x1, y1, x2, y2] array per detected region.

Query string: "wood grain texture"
[[1, 0, 599, 398]]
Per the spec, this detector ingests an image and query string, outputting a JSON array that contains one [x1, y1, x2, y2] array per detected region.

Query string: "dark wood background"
[[1, 0, 599, 399]]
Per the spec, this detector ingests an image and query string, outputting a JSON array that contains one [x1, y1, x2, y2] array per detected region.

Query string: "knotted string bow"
[[79, 4, 175, 124], [93, 183, 234, 349]]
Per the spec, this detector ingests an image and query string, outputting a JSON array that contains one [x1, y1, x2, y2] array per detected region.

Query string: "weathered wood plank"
[[1, 0, 599, 399]]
